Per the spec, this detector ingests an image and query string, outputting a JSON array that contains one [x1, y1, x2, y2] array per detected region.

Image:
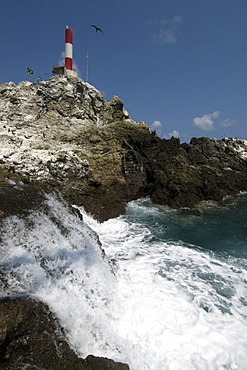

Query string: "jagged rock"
[[0, 297, 129, 370], [1, 75, 247, 369], [0, 187, 129, 368], [1, 76, 247, 222]]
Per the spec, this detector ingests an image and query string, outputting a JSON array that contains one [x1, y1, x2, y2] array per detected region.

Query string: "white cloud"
[[168, 130, 180, 138], [151, 120, 163, 136], [149, 15, 183, 46], [151, 120, 162, 129], [148, 15, 183, 26], [152, 29, 177, 45], [58, 51, 65, 66], [171, 15, 183, 24], [72, 59, 81, 77], [193, 111, 220, 131], [151, 120, 180, 139], [220, 118, 237, 127], [164, 129, 180, 139]]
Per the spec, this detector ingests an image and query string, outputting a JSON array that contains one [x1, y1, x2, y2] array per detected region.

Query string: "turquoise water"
[[126, 196, 247, 259], [1, 193, 247, 369], [85, 195, 247, 369]]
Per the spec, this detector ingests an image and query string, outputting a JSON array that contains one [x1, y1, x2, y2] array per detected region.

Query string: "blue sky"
[[0, 0, 246, 142]]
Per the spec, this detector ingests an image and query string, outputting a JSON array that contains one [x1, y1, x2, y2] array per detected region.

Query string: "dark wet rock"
[[1, 75, 247, 369], [0, 174, 48, 222], [0, 76, 247, 221], [1, 76, 247, 222], [0, 297, 129, 370]]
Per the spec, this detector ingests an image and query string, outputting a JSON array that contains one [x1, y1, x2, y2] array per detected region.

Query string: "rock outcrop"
[[1, 75, 247, 369], [1, 75, 247, 221], [0, 184, 130, 369], [0, 297, 129, 369]]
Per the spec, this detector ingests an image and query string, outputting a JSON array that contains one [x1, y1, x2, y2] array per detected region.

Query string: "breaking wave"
[[1, 193, 247, 369]]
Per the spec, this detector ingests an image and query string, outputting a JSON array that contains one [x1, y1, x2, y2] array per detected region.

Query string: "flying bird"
[[91, 25, 103, 33]]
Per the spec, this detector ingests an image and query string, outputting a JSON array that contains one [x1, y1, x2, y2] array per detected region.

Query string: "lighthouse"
[[65, 25, 73, 73], [52, 25, 78, 77]]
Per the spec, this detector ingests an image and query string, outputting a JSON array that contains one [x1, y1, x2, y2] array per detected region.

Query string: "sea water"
[[0, 193, 246, 369]]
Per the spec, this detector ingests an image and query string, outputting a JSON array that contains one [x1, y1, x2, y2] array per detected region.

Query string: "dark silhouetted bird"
[[91, 25, 103, 33]]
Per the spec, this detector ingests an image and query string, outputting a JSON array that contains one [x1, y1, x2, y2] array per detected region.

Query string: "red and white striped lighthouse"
[[65, 25, 73, 71], [51, 25, 77, 77]]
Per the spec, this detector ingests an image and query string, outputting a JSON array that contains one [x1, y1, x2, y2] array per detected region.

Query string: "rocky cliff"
[[1, 75, 247, 369], [1, 75, 247, 221]]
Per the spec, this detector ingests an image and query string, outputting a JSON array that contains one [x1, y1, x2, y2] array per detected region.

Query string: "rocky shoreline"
[[0, 184, 129, 369], [1, 76, 247, 222], [1, 75, 247, 368], [0, 296, 129, 369]]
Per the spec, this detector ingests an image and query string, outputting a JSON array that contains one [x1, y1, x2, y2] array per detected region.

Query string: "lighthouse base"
[[65, 67, 78, 77], [52, 66, 78, 77]]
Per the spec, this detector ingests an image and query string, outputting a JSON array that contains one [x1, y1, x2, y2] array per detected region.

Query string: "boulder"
[[1, 76, 247, 221], [0, 297, 129, 369], [1, 75, 247, 369]]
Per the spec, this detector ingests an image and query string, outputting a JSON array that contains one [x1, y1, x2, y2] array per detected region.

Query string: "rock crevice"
[[1, 76, 247, 221]]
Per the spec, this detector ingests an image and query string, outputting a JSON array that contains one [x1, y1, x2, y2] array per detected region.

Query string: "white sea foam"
[[0, 195, 247, 369], [82, 201, 247, 369]]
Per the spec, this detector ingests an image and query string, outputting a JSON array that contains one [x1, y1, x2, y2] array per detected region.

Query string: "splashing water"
[[1, 194, 247, 369]]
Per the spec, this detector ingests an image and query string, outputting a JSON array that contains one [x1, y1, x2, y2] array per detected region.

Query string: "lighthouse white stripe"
[[65, 43, 73, 59]]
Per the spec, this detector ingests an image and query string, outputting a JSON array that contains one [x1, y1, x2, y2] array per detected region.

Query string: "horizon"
[[0, 0, 246, 142]]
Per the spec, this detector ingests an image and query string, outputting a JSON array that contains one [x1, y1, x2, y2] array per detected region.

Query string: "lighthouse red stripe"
[[65, 28, 73, 44], [65, 57, 72, 70]]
